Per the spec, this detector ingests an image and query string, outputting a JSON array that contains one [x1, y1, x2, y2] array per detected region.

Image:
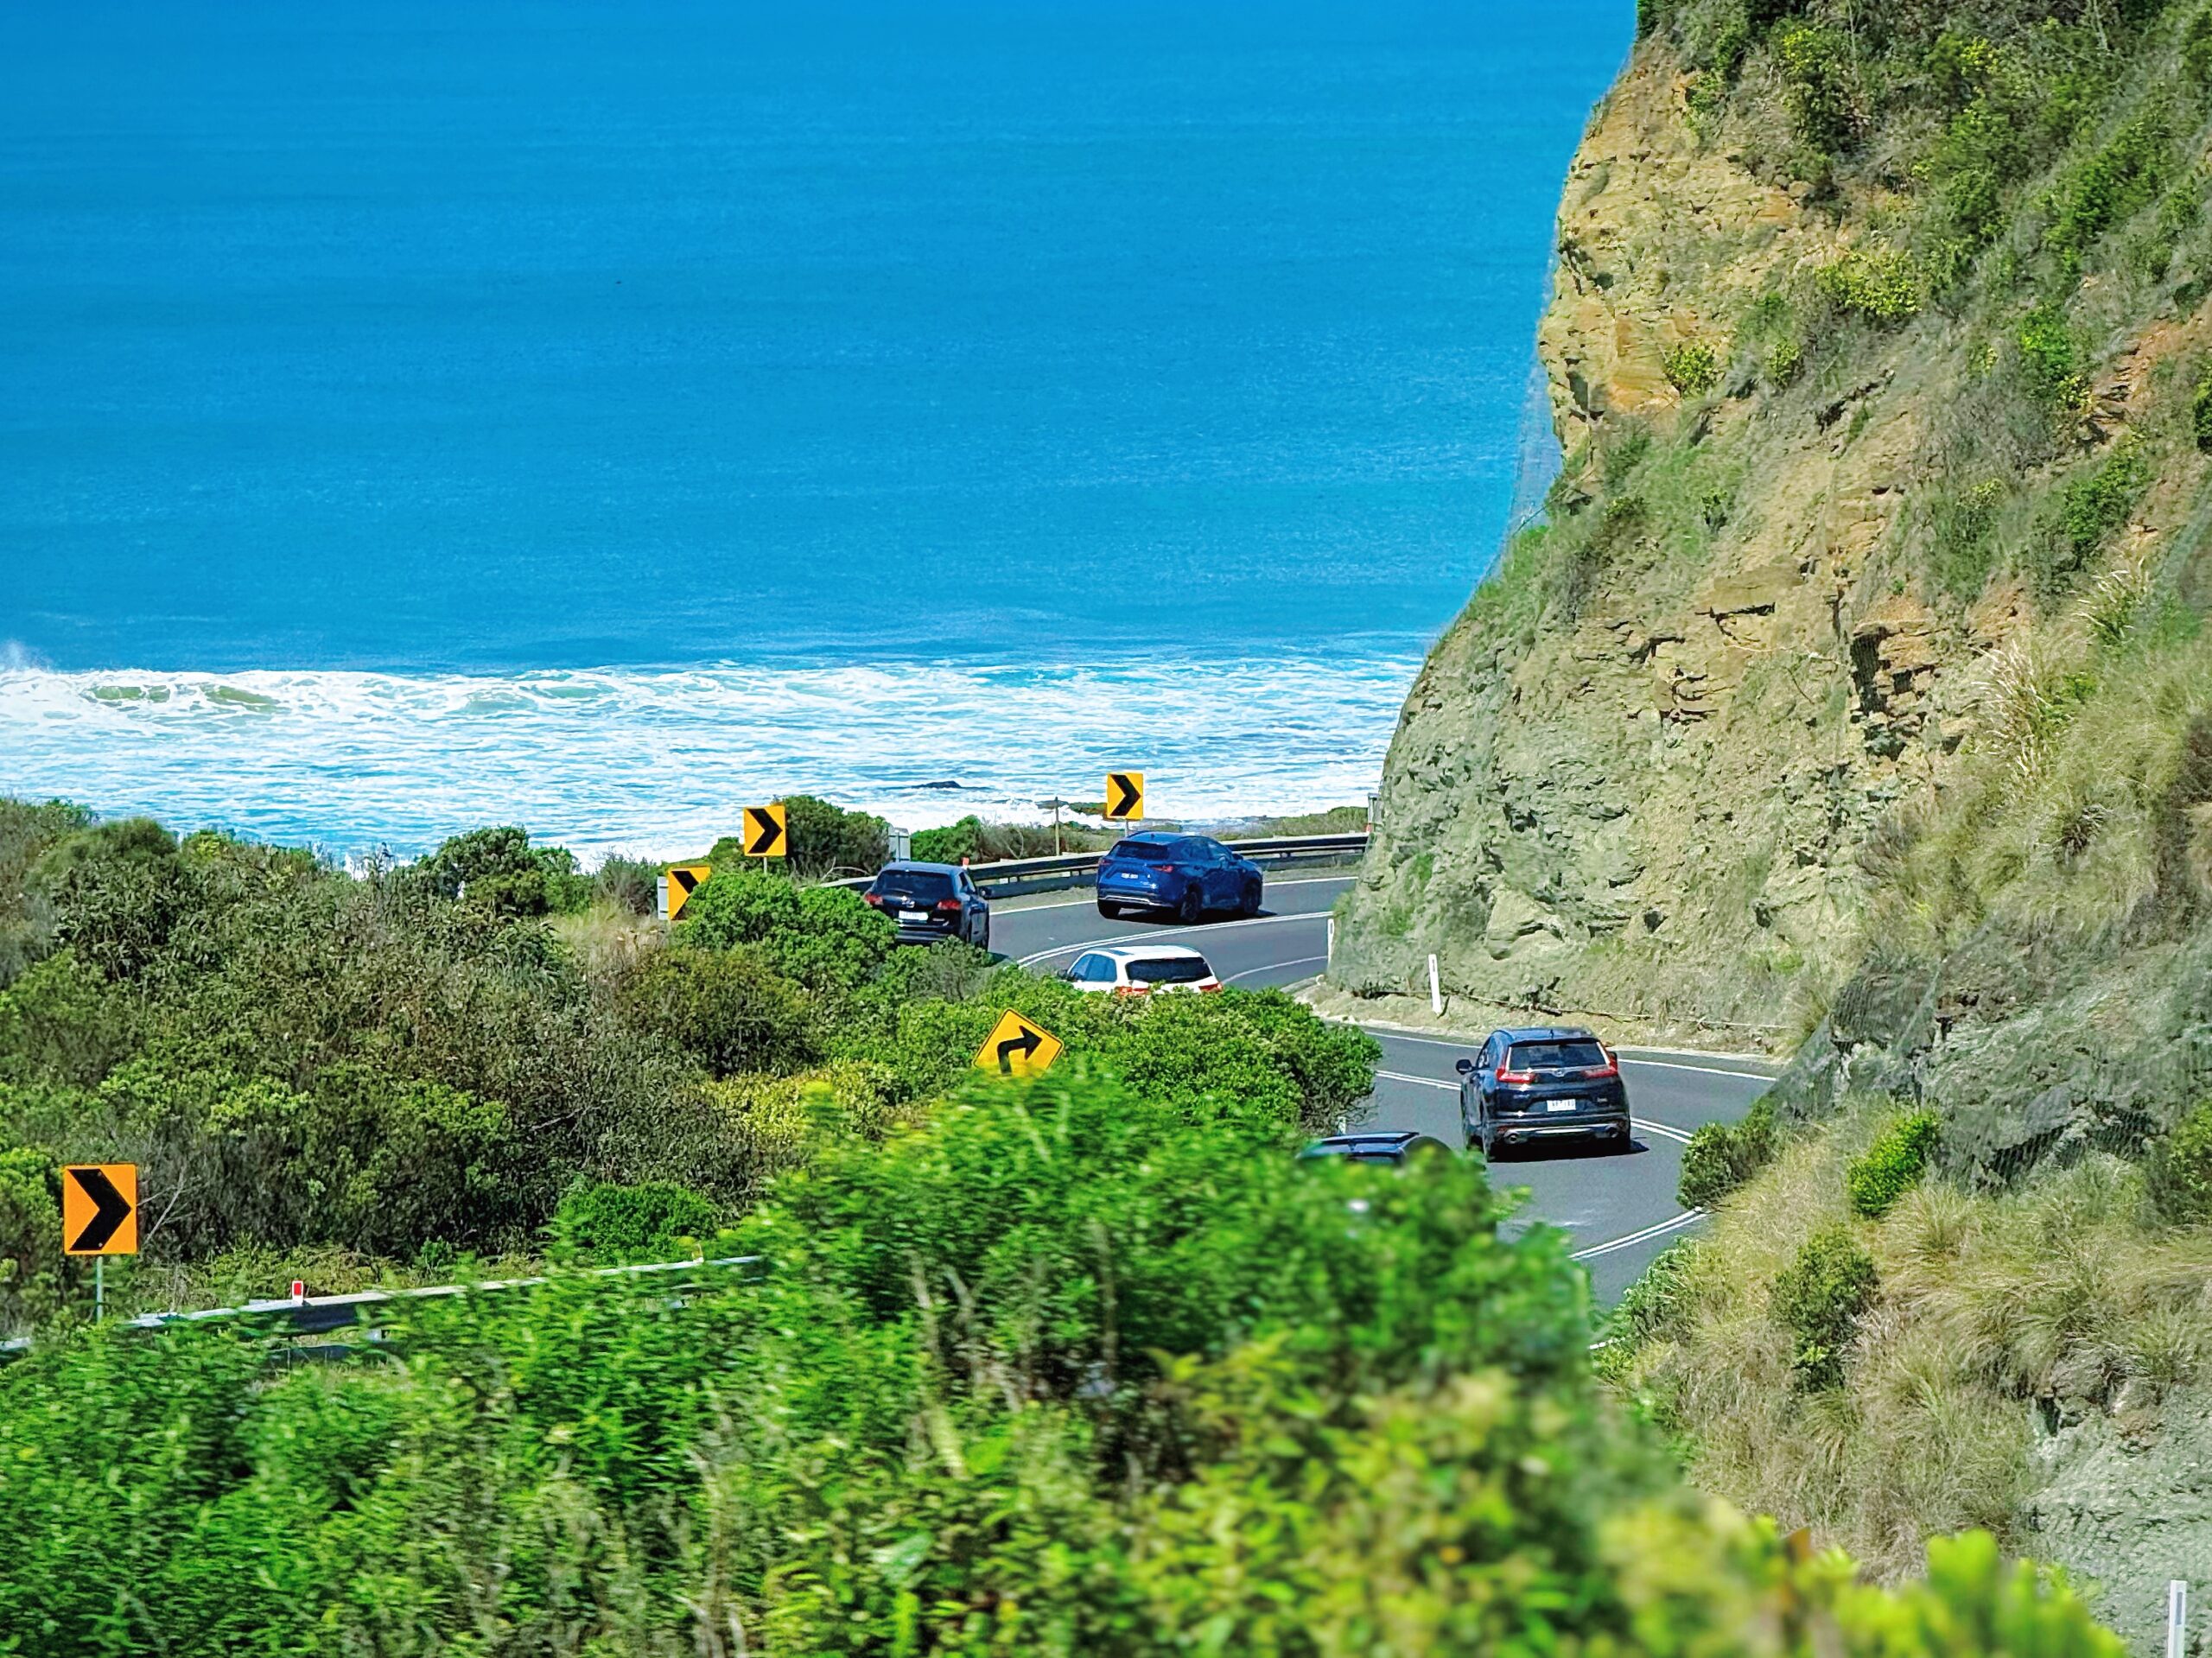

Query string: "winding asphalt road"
[[995, 875, 1775, 1301]]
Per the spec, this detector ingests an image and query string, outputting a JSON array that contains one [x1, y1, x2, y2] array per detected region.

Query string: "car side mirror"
[[1454, 1058, 1474, 1074]]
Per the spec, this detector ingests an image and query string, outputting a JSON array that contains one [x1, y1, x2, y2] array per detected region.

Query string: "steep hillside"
[[1339, 0, 2212, 1160]]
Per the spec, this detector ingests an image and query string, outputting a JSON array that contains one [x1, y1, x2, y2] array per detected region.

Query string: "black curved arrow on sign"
[[995, 1027, 1043, 1073], [67, 1166, 133, 1254], [1106, 773, 1141, 819]]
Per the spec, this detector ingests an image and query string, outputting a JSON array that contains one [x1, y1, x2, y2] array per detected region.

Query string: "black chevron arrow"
[[995, 1027, 1043, 1072], [1107, 773, 1141, 818], [67, 1166, 133, 1254]]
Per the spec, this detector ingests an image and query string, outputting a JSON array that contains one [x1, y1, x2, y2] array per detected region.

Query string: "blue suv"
[[1096, 835, 1263, 923]]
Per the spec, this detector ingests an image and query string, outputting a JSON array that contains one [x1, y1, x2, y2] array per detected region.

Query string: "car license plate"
[[1546, 1101, 1578, 1113], [902, 908, 931, 924]]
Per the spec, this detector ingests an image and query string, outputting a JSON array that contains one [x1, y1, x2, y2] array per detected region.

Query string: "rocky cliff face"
[[1337, 8, 2212, 1131]]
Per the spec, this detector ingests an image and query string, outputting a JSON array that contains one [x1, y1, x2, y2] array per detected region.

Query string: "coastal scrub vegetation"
[[0, 798, 1374, 1324], [0, 797, 2138, 1650]]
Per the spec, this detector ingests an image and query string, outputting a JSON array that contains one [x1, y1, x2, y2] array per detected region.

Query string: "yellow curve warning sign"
[[972, 1009, 1063, 1077]]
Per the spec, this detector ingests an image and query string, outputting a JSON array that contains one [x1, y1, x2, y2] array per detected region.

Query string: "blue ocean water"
[[0, 1, 1630, 857]]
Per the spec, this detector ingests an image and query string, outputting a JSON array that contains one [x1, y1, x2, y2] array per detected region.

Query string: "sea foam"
[[0, 654, 1421, 862]]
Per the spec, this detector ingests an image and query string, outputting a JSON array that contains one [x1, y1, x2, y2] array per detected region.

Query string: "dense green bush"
[[1664, 337, 1723, 396], [1816, 247, 1923, 321], [550, 1178, 721, 1262], [1772, 1223, 1878, 1390], [1847, 1109, 1942, 1217], [678, 865, 896, 993], [1678, 1095, 1777, 1209], [616, 943, 818, 1077], [2146, 1096, 2212, 1223], [405, 823, 590, 917]]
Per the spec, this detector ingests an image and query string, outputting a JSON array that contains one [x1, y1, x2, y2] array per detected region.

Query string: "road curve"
[[992, 876, 1771, 1302]]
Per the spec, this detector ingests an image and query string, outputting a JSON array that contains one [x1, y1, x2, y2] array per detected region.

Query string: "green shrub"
[[678, 866, 895, 994], [1664, 337, 1724, 396], [1677, 1096, 1777, 1209], [1847, 1108, 1942, 1217], [1772, 1223, 1878, 1389], [550, 1178, 720, 1262], [617, 944, 818, 1077], [407, 824, 582, 918], [2045, 437, 2151, 588], [1775, 21, 1854, 154], [1817, 246, 1923, 321], [2045, 109, 2172, 273], [2146, 1097, 2212, 1223], [2193, 375, 2212, 452], [2017, 304, 2086, 410]]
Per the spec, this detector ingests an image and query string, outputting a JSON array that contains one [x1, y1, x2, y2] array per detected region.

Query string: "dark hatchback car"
[[862, 861, 990, 950], [1456, 1026, 1630, 1157], [1095, 834, 1263, 923], [1297, 1130, 1458, 1166]]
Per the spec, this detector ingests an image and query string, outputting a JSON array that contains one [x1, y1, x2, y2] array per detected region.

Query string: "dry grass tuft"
[[1620, 1102, 2212, 1579]]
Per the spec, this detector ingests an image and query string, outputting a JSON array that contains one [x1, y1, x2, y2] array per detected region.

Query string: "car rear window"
[[1106, 839, 1172, 861], [1507, 1039, 1608, 1070], [872, 870, 953, 902], [1127, 955, 1212, 985]]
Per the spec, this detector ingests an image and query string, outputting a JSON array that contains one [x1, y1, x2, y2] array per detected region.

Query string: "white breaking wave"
[[0, 655, 1422, 862]]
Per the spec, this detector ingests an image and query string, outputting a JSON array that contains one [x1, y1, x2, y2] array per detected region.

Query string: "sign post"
[[63, 1163, 139, 1322]]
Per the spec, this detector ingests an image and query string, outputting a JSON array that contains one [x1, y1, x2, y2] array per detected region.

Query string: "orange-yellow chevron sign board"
[[664, 862, 712, 921], [742, 804, 789, 859], [62, 1164, 138, 1256], [1103, 772, 1143, 822]]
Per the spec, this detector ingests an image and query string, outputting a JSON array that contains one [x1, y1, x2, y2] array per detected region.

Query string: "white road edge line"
[[1224, 955, 1326, 985], [1571, 1209, 1707, 1261], [1017, 909, 1324, 968], [1371, 1070, 1695, 1145]]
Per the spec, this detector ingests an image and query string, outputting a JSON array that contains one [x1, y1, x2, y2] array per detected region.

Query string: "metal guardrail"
[[831, 830, 1370, 899], [0, 1254, 764, 1358]]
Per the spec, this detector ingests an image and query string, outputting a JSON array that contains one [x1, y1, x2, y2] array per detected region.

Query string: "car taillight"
[[934, 898, 962, 912], [1115, 984, 1147, 996], [1586, 1050, 1620, 1080], [1199, 980, 1222, 993], [1148, 863, 1175, 873], [1495, 1065, 1535, 1085], [863, 892, 883, 905]]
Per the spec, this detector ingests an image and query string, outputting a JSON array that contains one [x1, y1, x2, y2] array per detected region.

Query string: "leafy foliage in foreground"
[[0, 1071, 2125, 1655]]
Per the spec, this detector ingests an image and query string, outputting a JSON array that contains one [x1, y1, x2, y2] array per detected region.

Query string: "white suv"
[[1059, 943, 1222, 995]]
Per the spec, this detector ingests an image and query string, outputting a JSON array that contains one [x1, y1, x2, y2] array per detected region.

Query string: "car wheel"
[[1238, 879, 1261, 918], [1176, 884, 1204, 924], [1097, 899, 1121, 918], [976, 915, 990, 952]]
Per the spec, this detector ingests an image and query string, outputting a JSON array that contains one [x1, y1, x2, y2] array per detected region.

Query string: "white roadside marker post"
[[2169, 1580, 2188, 1658], [1428, 954, 1442, 1017]]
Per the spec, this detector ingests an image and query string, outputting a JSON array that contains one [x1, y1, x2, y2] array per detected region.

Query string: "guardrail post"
[[1325, 917, 1335, 973], [2170, 1580, 2189, 1658], [1428, 954, 1443, 1017]]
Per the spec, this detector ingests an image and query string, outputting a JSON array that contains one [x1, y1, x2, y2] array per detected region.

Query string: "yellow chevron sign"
[[742, 804, 789, 859], [664, 862, 712, 921]]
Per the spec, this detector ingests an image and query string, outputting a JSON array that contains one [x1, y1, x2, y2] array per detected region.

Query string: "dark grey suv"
[[862, 861, 989, 949], [1456, 1026, 1629, 1157]]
